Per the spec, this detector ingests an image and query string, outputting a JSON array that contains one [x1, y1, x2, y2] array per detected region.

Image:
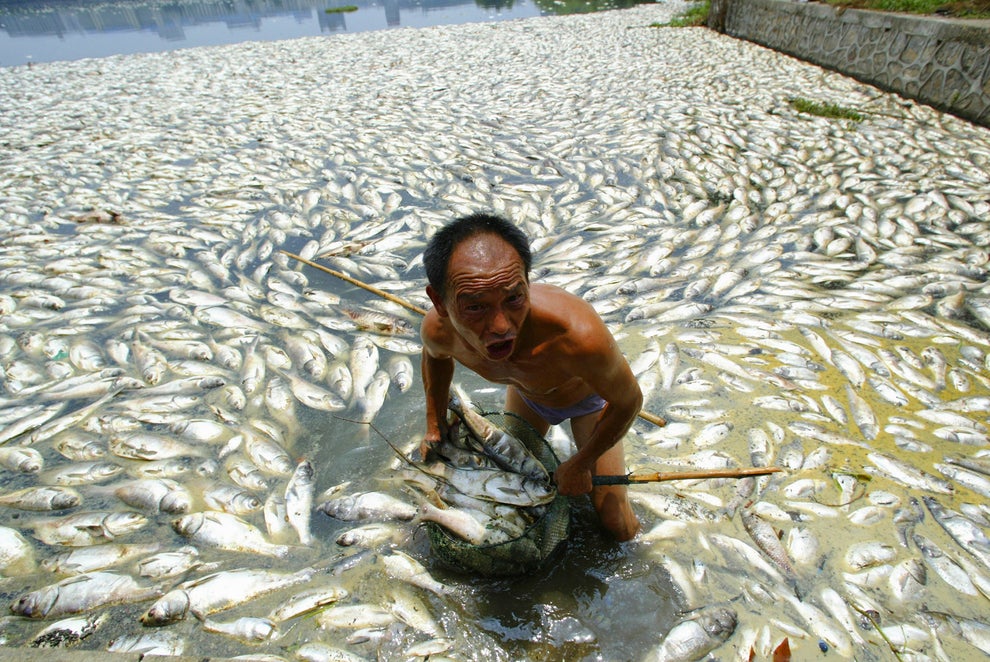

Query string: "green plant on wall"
[[788, 97, 865, 121], [825, 0, 990, 17], [649, 0, 710, 26]]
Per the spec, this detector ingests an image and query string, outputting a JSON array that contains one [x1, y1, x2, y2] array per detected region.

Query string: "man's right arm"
[[420, 313, 455, 458]]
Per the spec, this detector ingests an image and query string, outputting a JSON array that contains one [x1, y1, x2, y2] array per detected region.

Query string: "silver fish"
[[644, 606, 737, 662], [201, 481, 262, 515], [914, 533, 979, 596], [348, 334, 379, 401], [0, 525, 35, 576], [277, 368, 346, 412], [866, 452, 953, 495], [268, 584, 349, 622], [0, 486, 79, 511], [172, 511, 289, 558], [107, 630, 186, 655], [285, 459, 315, 545], [140, 567, 314, 625], [30, 511, 147, 547], [386, 355, 414, 393], [41, 542, 161, 575], [11, 571, 162, 619], [319, 491, 418, 522], [448, 384, 550, 483], [316, 604, 396, 631], [29, 612, 108, 648], [201, 616, 280, 644], [335, 522, 405, 549], [740, 507, 796, 579], [0, 446, 43, 473], [923, 496, 990, 572]]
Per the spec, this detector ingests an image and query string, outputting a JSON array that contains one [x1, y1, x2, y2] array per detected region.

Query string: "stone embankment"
[[709, 0, 990, 127]]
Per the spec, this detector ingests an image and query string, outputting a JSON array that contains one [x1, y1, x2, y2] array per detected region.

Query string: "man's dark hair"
[[423, 213, 532, 300]]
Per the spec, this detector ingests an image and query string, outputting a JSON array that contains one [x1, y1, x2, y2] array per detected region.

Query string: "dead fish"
[[11, 571, 162, 619], [201, 616, 280, 644], [29, 612, 108, 648], [866, 452, 953, 495], [284, 459, 315, 545], [268, 584, 349, 623], [318, 491, 418, 522], [140, 567, 314, 625], [644, 606, 737, 662], [740, 508, 796, 580], [0, 486, 80, 511], [172, 512, 289, 558]]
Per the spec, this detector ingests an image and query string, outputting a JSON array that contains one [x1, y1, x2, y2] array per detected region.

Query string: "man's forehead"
[[455, 277, 525, 300], [450, 233, 518, 265], [447, 235, 524, 279]]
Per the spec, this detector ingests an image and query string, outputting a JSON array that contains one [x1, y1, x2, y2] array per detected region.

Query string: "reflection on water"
[[0, 0, 657, 66], [467, 499, 681, 660]]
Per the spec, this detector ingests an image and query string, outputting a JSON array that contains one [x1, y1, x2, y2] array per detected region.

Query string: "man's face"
[[430, 233, 529, 362]]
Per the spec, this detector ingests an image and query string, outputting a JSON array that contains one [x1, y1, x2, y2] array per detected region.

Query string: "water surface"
[[0, 0, 657, 66]]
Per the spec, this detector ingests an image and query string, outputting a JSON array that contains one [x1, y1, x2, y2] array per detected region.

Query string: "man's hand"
[[553, 455, 594, 496], [418, 431, 442, 463], [418, 419, 456, 462]]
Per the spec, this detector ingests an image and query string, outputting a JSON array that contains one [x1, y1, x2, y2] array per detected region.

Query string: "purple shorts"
[[518, 392, 607, 426]]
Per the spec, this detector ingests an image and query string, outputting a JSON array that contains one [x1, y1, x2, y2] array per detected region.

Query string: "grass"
[[825, 0, 990, 17], [650, 0, 710, 26], [788, 97, 865, 121], [647, 0, 990, 23], [325, 5, 358, 13]]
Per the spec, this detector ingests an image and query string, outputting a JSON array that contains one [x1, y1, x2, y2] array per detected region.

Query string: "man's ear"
[[426, 286, 448, 318]]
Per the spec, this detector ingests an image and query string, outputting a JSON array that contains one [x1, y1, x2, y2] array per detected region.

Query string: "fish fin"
[[772, 637, 791, 662]]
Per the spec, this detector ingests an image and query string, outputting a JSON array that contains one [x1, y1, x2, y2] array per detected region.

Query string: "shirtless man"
[[419, 213, 642, 541]]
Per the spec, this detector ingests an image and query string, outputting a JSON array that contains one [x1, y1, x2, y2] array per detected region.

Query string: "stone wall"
[[714, 0, 990, 128]]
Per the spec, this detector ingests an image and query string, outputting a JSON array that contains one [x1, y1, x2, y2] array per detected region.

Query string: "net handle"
[[593, 467, 782, 485]]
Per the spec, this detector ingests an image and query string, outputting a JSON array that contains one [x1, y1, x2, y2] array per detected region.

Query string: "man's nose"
[[489, 307, 511, 334]]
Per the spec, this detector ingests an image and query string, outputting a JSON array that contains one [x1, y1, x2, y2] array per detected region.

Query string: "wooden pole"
[[283, 249, 668, 429], [280, 251, 428, 316], [593, 466, 782, 485], [636, 410, 667, 428]]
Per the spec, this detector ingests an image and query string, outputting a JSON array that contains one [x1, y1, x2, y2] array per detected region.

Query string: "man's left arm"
[[554, 327, 643, 495]]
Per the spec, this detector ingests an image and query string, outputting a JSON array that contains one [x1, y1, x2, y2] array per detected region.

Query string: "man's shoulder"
[[529, 283, 609, 349], [421, 309, 454, 354], [531, 283, 599, 321]]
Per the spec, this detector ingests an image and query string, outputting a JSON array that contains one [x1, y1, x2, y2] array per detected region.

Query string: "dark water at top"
[[0, 0, 655, 67]]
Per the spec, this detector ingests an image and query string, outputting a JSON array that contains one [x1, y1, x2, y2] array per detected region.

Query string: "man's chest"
[[454, 350, 574, 395]]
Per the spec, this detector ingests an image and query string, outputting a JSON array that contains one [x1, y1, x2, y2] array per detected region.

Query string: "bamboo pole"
[[593, 466, 782, 485], [636, 410, 667, 428], [280, 251, 428, 316], [283, 249, 668, 429]]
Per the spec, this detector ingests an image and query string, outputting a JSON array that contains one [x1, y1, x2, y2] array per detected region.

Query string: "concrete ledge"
[[0, 647, 229, 661], [715, 0, 990, 127]]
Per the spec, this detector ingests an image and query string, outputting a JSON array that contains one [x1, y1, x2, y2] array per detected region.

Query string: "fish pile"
[[318, 385, 560, 582], [402, 385, 555, 548], [0, 1, 989, 660]]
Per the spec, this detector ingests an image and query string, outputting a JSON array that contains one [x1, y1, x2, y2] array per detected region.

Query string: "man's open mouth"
[[486, 339, 514, 360]]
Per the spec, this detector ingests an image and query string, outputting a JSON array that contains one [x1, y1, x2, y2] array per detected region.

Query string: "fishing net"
[[425, 410, 571, 577]]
